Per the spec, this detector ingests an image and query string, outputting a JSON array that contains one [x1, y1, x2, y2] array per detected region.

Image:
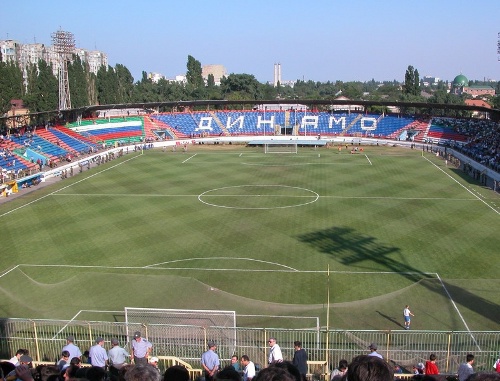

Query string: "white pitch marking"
[[145, 257, 299, 271], [364, 154, 372, 165], [182, 154, 197, 163]]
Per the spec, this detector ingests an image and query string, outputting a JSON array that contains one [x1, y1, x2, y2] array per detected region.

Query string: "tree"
[[24, 60, 58, 114], [0, 61, 24, 114], [404, 65, 420, 96], [68, 55, 90, 108], [220, 74, 262, 100], [186, 55, 204, 88]]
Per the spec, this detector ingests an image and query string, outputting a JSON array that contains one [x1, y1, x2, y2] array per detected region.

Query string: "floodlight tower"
[[51, 29, 75, 111]]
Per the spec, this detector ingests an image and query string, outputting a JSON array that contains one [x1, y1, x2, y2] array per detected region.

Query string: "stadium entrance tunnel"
[[198, 185, 319, 209]]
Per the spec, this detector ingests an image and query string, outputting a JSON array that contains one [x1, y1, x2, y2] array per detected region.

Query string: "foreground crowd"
[[2, 334, 500, 381]]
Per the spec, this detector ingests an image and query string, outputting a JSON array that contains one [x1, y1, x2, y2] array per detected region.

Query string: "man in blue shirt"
[[201, 341, 220, 381], [62, 336, 82, 360], [131, 331, 152, 365], [89, 337, 108, 369]]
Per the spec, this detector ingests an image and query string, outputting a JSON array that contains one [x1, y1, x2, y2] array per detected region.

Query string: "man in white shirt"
[[268, 338, 283, 365], [9, 349, 26, 366], [241, 355, 256, 381]]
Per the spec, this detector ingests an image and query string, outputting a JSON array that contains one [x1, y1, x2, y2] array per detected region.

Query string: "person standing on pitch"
[[403, 305, 414, 330]]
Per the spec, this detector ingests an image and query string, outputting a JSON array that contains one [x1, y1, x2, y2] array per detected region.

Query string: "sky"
[[1, 0, 499, 84]]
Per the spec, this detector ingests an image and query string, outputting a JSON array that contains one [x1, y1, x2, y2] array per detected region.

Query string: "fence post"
[[446, 331, 452, 373], [32, 320, 40, 362]]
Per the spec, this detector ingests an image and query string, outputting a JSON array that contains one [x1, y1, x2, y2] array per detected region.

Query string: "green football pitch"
[[0, 144, 499, 331]]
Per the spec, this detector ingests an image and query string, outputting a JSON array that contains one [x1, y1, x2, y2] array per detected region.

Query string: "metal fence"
[[1, 318, 498, 374]]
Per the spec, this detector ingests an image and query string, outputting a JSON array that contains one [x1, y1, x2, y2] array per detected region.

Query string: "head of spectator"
[[268, 338, 277, 348], [337, 360, 348, 372], [241, 355, 251, 367], [472, 372, 500, 381], [125, 364, 161, 381], [70, 357, 81, 367], [216, 366, 241, 381], [208, 341, 217, 351], [66, 336, 75, 344], [19, 355, 33, 368], [86, 366, 107, 381], [163, 365, 190, 381], [347, 355, 393, 381], [37, 365, 60, 381], [230, 355, 239, 368], [272, 362, 302, 381], [10, 349, 27, 365], [466, 354, 475, 364], [149, 357, 159, 369], [254, 366, 296, 381]]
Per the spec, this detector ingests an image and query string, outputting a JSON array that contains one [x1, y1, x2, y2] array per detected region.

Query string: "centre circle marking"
[[198, 185, 319, 210]]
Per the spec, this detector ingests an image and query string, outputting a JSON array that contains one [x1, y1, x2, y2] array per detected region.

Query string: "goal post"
[[264, 142, 298, 154]]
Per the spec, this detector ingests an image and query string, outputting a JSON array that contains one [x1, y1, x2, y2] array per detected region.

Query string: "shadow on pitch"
[[297, 226, 499, 327]]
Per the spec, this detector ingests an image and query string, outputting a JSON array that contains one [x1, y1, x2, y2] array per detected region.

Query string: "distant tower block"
[[497, 32, 500, 61], [273, 63, 282, 87], [51, 29, 75, 111]]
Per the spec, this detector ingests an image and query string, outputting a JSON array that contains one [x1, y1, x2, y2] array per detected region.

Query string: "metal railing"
[[0, 318, 498, 374]]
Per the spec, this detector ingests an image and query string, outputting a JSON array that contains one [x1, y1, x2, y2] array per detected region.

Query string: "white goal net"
[[125, 307, 236, 328], [124, 308, 237, 355], [264, 143, 298, 154]]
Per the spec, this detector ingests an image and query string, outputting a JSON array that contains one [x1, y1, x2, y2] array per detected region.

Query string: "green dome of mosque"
[[453, 74, 469, 87]]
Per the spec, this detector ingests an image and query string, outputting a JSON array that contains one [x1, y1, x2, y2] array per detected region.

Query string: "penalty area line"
[[434, 272, 481, 351]]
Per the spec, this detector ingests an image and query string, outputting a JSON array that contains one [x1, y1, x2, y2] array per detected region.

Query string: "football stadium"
[[1, 103, 499, 376]]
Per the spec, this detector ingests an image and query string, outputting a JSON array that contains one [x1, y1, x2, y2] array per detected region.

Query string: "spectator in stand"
[[494, 352, 500, 373], [164, 365, 190, 381], [240, 355, 256, 381], [330, 360, 348, 381], [125, 363, 161, 381], [62, 336, 82, 360], [347, 355, 393, 381], [268, 338, 283, 365], [229, 355, 240, 372], [425, 354, 439, 375], [292, 341, 308, 381], [457, 354, 475, 381], [368, 343, 383, 359], [9, 349, 27, 366], [57, 351, 71, 371], [253, 366, 295, 381]]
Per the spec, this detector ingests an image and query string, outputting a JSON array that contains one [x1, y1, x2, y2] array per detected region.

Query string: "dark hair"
[[471, 372, 500, 381], [338, 360, 348, 371], [16, 349, 27, 356], [294, 341, 302, 347], [125, 364, 161, 381], [254, 366, 296, 381], [466, 354, 475, 363], [163, 365, 189, 381], [429, 354, 436, 361], [61, 351, 70, 358], [87, 366, 107, 381], [347, 355, 393, 381], [272, 362, 302, 381], [241, 355, 250, 362], [216, 366, 241, 381]]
